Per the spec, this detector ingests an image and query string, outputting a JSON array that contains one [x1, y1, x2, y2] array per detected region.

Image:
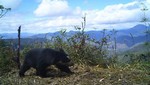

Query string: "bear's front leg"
[[55, 64, 73, 74], [19, 62, 31, 77]]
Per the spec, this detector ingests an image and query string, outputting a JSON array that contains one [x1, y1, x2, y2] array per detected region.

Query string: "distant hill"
[[116, 35, 147, 47], [0, 33, 35, 39], [117, 24, 147, 37], [1, 24, 149, 48], [123, 42, 150, 54], [3, 38, 47, 50]]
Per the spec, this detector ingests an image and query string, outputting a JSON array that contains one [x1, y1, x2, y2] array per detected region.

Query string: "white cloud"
[[33, 0, 147, 32], [22, 16, 82, 33], [1, 0, 150, 33], [0, 13, 24, 33], [34, 0, 71, 17], [85, 1, 142, 25], [81, 0, 150, 30], [0, 0, 21, 9]]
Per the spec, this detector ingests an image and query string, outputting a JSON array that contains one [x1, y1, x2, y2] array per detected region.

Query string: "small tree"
[[0, 5, 12, 75], [0, 5, 11, 18], [140, 2, 150, 52], [140, 3, 150, 43], [110, 29, 118, 56]]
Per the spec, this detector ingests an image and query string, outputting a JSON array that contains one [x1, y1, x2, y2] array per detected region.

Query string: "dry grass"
[[0, 64, 150, 85]]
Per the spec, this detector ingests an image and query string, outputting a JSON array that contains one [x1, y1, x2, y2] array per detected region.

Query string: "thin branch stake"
[[17, 26, 21, 69]]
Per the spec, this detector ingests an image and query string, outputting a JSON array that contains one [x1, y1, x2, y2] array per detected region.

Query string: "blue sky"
[[0, 0, 150, 33]]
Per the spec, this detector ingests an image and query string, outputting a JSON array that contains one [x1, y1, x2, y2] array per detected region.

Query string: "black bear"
[[19, 48, 73, 77]]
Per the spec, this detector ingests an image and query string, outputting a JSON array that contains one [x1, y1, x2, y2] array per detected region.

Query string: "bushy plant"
[[39, 16, 112, 66], [0, 38, 16, 75]]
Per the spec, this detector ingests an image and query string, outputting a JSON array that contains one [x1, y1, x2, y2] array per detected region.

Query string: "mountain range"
[[1, 24, 149, 49]]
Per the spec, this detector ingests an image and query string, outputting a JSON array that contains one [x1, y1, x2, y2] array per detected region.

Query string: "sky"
[[0, 0, 150, 33]]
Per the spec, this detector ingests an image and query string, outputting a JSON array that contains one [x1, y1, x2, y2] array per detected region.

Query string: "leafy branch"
[[0, 5, 11, 18]]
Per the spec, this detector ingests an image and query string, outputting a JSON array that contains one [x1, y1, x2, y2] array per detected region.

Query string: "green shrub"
[[0, 38, 15, 75]]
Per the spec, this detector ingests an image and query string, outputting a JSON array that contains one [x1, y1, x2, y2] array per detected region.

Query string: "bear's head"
[[57, 48, 74, 66]]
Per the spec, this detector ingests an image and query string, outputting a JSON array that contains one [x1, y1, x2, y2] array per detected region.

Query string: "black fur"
[[19, 48, 73, 77]]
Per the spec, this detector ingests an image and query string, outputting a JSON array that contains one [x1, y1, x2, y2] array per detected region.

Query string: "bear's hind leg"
[[37, 65, 48, 77]]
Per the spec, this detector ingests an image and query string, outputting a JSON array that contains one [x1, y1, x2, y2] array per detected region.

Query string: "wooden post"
[[17, 26, 21, 69]]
